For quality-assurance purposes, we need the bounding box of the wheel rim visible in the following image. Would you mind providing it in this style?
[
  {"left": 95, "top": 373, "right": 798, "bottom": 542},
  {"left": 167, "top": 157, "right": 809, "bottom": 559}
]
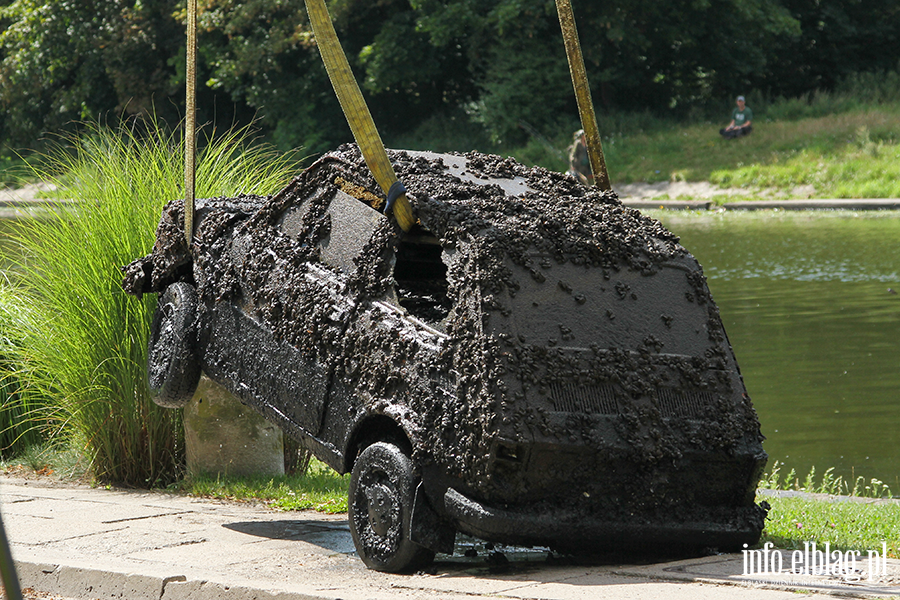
[{"left": 353, "top": 466, "right": 402, "bottom": 559}]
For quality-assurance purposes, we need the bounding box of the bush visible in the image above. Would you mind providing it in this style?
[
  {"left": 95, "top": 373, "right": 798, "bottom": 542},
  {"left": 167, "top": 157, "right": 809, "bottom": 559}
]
[{"left": 9, "top": 117, "right": 300, "bottom": 486}]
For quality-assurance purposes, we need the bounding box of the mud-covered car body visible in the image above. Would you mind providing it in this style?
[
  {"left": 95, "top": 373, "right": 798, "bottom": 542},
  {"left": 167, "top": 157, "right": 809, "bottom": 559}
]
[{"left": 124, "top": 145, "right": 767, "bottom": 566}]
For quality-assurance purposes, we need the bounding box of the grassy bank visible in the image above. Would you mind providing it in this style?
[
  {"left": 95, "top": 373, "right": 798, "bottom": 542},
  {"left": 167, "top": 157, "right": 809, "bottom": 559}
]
[
  {"left": 394, "top": 102, "right": 900, "bottom": 200},
  {"left": 180, "top": 458, "right": 349, "bottom": 514},
  {"left": 388, "top": 73, "right": 900, "bottom": 200},
  {"left": 761, "top": 495, "right": 900, "bottom": 558},
  {"left": 601, "top": 108, "right": 900, "bottom": 199},
  {"left": 758, "top": 462, "right": 898, "bottom": 557},
  {"left": 7, "top": 80, "right": 900, "bottom": 200}
]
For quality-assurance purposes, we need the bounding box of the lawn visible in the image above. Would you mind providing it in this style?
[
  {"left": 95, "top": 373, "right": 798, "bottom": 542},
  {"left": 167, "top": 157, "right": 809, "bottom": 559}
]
[{"left": 601, "top": 107, "right": 900, "bottom": 199}]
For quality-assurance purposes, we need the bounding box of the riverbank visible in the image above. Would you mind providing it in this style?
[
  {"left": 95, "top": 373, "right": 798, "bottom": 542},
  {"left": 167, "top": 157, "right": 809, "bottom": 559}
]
[{"left": 6, "top": 180, "right": 900, "bottom": 212}]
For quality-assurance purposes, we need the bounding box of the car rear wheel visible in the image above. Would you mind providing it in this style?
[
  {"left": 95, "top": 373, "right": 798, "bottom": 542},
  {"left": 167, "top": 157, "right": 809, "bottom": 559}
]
[
  {"left": 348, "top": 441, "right": 435, "bottom": 572},
  {"left": 148, "top": 282, "right": 201, "bottom": 408}
]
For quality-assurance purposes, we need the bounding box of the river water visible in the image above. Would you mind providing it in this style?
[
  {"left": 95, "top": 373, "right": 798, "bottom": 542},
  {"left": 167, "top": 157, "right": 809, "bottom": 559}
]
[{"left": 655, "top": 210, "right": 900, "bottom": 492}]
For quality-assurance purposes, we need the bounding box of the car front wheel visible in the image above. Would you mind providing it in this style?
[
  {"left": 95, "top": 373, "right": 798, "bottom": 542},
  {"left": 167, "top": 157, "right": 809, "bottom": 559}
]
[
  {"left": 348, "top": 441, "right": 435, "bottom": 572},
  {"left": 147, "top": 282, "right": 201, "bottom": 408}
]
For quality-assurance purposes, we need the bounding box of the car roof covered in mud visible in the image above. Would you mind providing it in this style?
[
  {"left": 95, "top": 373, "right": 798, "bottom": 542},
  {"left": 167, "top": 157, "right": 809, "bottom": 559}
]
[{"left": 124, "top": 143, "right": 686, "bottom": 303}]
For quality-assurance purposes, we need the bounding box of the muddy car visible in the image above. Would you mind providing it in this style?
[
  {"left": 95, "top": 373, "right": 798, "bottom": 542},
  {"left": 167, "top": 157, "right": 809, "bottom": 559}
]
[{"left": 123, "top": 145, "right": 767, "bottom": 572}]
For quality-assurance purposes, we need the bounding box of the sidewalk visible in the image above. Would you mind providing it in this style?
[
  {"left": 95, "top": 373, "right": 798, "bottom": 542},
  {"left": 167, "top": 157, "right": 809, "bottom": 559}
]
[{"left": 2, "top": 476, "right": 899, "bottom": 600}]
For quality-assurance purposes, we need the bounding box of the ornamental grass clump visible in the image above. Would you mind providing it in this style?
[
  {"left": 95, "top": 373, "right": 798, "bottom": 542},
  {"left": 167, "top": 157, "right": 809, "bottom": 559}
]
[
  {"left": 10, "top": 117, "right": 300, "bottom": 486},
  {"left": 0, "top": 283, "right": 45, "bottom": 457}
]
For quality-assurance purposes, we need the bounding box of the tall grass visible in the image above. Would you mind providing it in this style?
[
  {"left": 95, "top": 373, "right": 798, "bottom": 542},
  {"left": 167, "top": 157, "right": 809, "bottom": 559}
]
[
  {"left": 9, "top": 117, "right": 300, "bottom": 486},
  {"left": 0, "top": 284, "right": 45, "bottom": 457}
]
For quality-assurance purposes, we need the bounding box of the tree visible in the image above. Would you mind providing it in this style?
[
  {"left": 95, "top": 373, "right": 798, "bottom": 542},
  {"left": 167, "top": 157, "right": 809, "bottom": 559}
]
[
  {"left": 0, "top": 0, "right": 184, "bottom": 146},
  {"left": 760, "top": 0, "right": 900, "bottom": 97},
  {"left": 1, "top": 0, "right": 897, "bottom": 154},
  {"left": 197, "top": 0, "right": 349, "bottom": 154},
  {"left": 353, "top": 0, "right": 800, "bottom": 142}
]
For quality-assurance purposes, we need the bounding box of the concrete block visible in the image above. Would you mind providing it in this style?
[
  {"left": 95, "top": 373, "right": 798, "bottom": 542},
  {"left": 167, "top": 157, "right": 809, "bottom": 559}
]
[{"left": 184, "top": 376, "right": 285, "bottom": 478}]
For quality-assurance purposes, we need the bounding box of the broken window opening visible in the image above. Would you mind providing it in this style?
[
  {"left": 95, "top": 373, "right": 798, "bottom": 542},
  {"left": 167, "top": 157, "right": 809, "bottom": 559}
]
[{"left": 394, "top": 230, "right": 450, "bottom": 324}]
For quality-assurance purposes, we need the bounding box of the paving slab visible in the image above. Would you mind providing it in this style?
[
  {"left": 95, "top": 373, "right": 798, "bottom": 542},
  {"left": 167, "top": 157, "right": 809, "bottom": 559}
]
[{"left": 3, "top": 476, "right": 897, "bottom": 600}]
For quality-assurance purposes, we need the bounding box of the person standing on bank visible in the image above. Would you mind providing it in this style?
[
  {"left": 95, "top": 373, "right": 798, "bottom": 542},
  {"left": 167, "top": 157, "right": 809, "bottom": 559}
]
[
  {"left": 720, "top": 96, "right": 753, "bottom": 139},
  {"left": 567, "top": 129, "right": 593, "bottom": 185}
]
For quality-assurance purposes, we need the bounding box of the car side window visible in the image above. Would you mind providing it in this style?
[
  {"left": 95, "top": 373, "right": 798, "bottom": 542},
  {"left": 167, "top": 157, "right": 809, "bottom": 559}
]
[{"left": 393, "top": 233, "right": 451, "bottom": 325}]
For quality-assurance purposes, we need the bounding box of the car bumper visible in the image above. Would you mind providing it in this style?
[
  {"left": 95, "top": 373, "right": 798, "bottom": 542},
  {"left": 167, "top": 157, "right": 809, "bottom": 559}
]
[{"left": 443, "top": 487, "right": 766, "bottom": 553}]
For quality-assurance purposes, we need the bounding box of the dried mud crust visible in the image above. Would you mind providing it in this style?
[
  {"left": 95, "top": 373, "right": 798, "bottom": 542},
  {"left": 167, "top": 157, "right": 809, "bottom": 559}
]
[{"left": 122, "top": 145, "right": 763, "bottom": 511}]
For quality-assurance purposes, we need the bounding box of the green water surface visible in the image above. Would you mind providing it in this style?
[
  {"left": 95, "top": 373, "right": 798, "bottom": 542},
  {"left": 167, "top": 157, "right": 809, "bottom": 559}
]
[{"left": 657, "top": 210, "right": 900, "bottom": 491}]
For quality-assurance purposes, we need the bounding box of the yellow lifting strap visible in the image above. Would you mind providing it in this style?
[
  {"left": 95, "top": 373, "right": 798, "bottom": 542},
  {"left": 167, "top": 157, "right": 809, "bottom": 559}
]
[
  {"left": 184, "top": 0, "right": 198, "bottom": 244},
  {"left": 304, "top": 0, "right": 416, "bottom": 232},
  {"left": 556, "top": 0, "right": 611, "bottom": 191}
]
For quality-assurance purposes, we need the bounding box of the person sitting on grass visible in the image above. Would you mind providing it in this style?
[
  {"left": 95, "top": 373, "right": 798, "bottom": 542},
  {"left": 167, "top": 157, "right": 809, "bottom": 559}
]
[{"left": 720, "top": 95, "right": 753, "bottom": 139}]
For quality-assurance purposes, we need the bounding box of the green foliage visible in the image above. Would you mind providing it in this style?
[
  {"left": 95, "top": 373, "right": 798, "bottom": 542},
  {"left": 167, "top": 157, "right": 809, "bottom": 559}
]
[
  {"left": 758, "top": 463, "right": 899, "bottom": 556},
  {"left": 760, "top": 495, "right": 900, "bottom": 557},
  {"left": 0, "top": 153, "right": 28, "bottom": 188},
  {"left": 8, "top": 116, "right": 299, "bottom": 486},
  {"left": 0, "top": 0, "right": 184, "bottom": 146},
  {"left": 397, "top": 0, "right": 799, "bottom": 131},
  {"left": 472, "top": 31, "right": 572, "bottom": 145},
  {"left": 764, "top": 0, "right": 900, "bottom": 98},
  {"left": 0, "top": 441, "right": 90, "bottom": 480},
  {"left": 387, "top": 108, "right": 498, "bottom": 155},
  {"left": 2, "top": 0, "right": 899, "bottom": 158},
  {"left": 197, "top": 0, "right": 349, "bottom": 154},
  {"left": 760, "top": 461, "right": 893, "bottom": 500},
  {"left": 182, "top": 458, "right": 350, "bottom": 514}
]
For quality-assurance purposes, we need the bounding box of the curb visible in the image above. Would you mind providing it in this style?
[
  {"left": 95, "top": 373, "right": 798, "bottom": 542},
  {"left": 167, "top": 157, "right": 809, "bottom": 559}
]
[
  {"left": 621, "top": 198, "right": 900, "bottom": 211},
  {"left": 722, "top": 199, "right": 900, "bottom": 210},
  {"left": 14, "top": 561, "right": 327, "bottom": 600},
  {"left": 758, "top": 488, "right": 900, "bottom": 505},
  {"left": 620, "top": 200, "right": 712, "bottom": 210},
  {"left": 16, "top": 561, "right": 184, "bottom": 600}
]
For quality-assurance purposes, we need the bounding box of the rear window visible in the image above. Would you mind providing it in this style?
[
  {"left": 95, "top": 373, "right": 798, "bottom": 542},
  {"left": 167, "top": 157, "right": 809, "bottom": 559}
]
[{"left": 501, "top": 256, "right": 715, "bottom": 357}]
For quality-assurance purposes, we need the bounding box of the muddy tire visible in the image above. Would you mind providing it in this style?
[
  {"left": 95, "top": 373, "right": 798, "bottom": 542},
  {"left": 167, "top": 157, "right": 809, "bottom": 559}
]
[
  {"left": 348, "top": 442, "right": 435, "bottom": 572},
  {"left": 148, "top": 282, "right": 201, "bottom": 408}
]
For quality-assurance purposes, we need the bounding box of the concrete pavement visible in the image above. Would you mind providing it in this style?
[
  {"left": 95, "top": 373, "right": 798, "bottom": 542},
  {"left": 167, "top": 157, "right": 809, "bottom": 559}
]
[{"left": 3, "top": 476, "right": 899, "bottom": 600}]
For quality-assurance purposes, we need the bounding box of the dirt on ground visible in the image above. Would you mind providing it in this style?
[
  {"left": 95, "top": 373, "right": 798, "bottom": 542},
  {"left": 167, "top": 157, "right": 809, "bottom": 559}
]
[
  {"left": 616, "top": 180, "right": 817, "bottom": 200},
  {"left": 0, "top": 183, "right": 58, "bottom": 203}
]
